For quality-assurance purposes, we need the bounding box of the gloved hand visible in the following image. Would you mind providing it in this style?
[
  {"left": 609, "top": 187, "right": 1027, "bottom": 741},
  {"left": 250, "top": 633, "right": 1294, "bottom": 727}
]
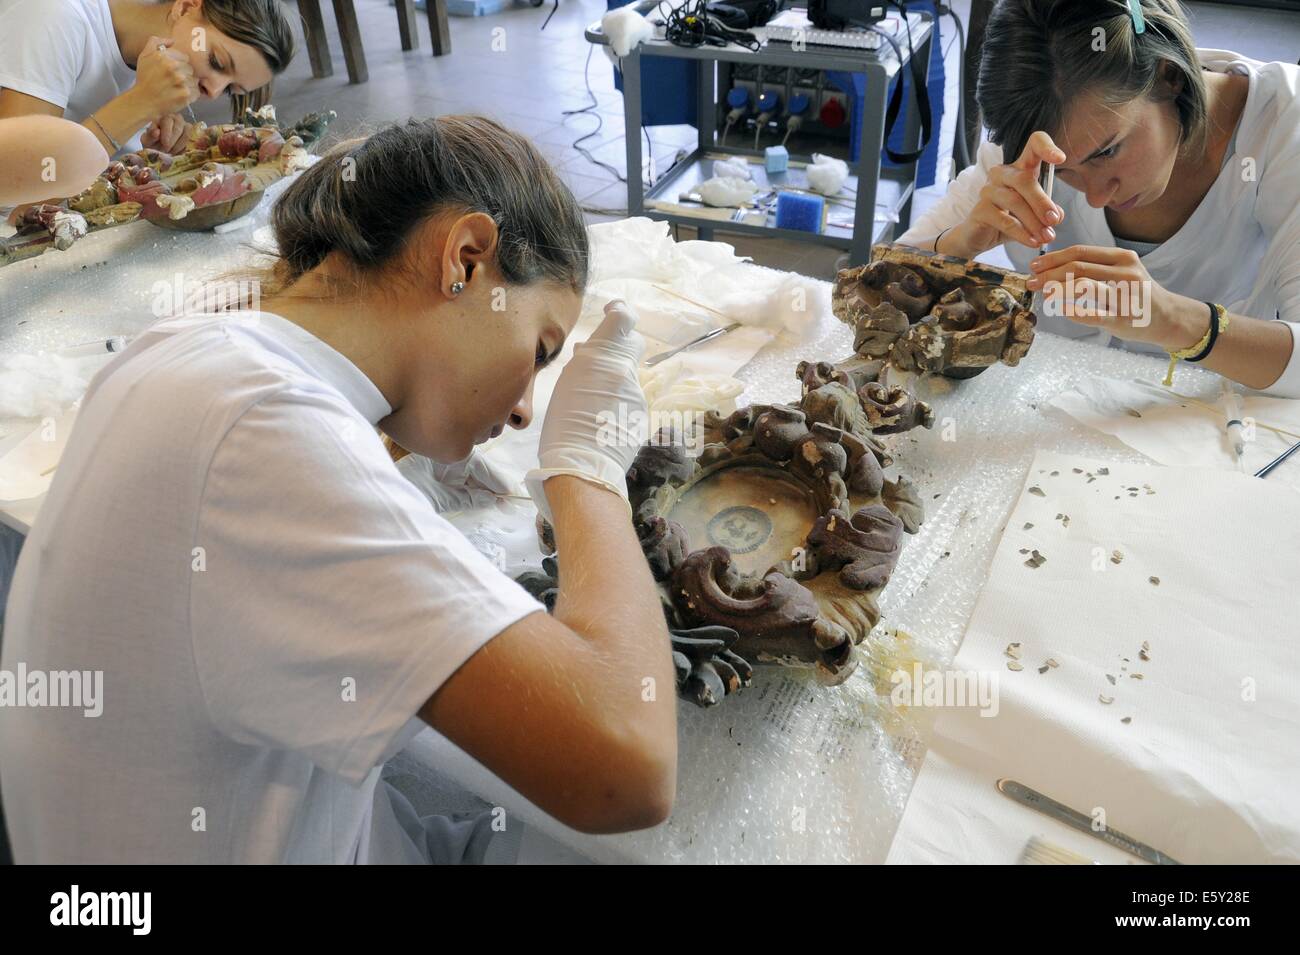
[
  {"left": 525, "top": 299, "right": 648, "bottom": 523},
  {"left": 398, "top": 449, "right": 519, "bottom": 514}
]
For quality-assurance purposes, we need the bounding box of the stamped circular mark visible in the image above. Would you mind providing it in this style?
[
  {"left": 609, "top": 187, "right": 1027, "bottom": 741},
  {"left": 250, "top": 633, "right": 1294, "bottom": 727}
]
[{"left": 707, "top": 505, "right": 773, "bottom": 555}]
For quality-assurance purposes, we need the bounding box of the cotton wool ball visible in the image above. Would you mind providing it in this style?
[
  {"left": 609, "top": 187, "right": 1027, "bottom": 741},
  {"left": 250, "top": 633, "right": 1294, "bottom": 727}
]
[
  {"left": 753, "top": 273, "right": 830, "bottom": 341},
  {"left": 600, "top": 7, "right": 653, "bottom": 58},
  {"left": 697, "top": 176, "right": 759, "bottom": 208},
  {"left": 712, "top": 158, "right": 752, "bottom": 180},
  {"left": 0, "top": 353, "right": 89, "bottom": 418},
  {"left": 806, "top": 153, "right": 849, "bottom": 196}
]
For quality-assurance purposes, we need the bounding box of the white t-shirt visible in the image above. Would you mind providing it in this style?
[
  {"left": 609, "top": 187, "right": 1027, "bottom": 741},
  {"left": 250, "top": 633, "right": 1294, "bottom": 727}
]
[
  {"left": 0, "top": 311, "right": 546, "bottom": 863},
  {"left": 899, "top": 49, "right": 1300, "bottom": 398},
  {"left": 0, "top": 0, "right": 143, "bottom": 152}
]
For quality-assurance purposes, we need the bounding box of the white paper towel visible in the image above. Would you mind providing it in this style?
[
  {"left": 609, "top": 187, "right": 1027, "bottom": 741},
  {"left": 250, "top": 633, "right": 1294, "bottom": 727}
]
[
  {"left": 887, "top": 450, "right": 1300, "bottom": 864},
  {"left": 1049, "top": 376, "right": 1300, "bottom": 491}
]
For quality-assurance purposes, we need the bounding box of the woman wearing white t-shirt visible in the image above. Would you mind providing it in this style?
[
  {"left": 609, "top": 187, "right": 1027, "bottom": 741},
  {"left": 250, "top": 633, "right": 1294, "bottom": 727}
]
[
  {"left": 897, "top": 0, "right": 1300, "bottom": 396},
  {"left": 0, "top": 116, "right": 677, "bottom": 863},
  {"left": 0, "top": 0, "right": 294, "bottom": 161}
]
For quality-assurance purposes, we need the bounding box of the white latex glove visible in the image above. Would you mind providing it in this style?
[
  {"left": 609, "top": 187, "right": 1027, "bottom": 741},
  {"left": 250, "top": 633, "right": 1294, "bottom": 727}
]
[
  {"left": 525, "top": 299, "right": 648, "bottom": 523},
  {"left": 397, "top": 449, "right": 519, "bottom": 514}
]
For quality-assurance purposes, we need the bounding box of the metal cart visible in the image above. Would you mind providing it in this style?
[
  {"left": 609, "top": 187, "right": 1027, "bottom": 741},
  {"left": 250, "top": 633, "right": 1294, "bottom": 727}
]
[{"left": 585, "top": 7, "right": 934, "bottom": 266}]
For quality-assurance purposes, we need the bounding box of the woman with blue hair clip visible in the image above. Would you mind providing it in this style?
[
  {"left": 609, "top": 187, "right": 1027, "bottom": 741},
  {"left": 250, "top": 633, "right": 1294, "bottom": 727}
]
[{"left": 899, "top": 0, "right": 1300, "bottom": 395}]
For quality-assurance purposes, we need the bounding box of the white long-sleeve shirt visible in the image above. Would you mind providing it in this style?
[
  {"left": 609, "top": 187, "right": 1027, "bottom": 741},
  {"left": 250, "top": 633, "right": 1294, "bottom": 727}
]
[{"left": 899, "top": 49, "right": 1300, "bottom": 398}]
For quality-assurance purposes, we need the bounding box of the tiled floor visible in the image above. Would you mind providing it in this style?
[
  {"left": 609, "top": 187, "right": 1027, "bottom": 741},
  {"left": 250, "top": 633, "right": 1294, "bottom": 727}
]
[{"left": 204, "top": 0, "right": 1300, "bottom": 280}]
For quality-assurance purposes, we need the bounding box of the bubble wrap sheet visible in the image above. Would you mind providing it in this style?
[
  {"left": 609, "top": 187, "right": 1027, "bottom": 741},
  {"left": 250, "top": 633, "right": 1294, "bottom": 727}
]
[{"left": 409, "top": 323, "right": 1207, "bottom": 865}]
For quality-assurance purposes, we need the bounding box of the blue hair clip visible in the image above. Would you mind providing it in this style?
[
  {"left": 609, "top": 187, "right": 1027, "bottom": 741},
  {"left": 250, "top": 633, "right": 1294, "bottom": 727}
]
[{"left": 1127, "top": 0, "right": 1146, "bottom": 34}]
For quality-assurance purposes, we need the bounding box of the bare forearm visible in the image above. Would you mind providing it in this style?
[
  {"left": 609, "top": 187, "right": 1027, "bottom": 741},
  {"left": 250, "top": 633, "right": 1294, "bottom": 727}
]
[
  {"left": 925, "top": 220, "right": 995, "bottom": 260},
  {"left": 1164, "top": 295, "right": 1294, "bottom": 391},
  {"left": 546, "top": 475, "right": 676, "bottom": 719},
  {"left": 82, "top": 90, "right": 150, "bottom": 154}
]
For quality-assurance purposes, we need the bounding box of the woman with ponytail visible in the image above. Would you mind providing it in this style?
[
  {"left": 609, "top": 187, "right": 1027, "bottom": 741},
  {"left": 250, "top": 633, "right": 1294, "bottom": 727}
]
[
  {"left": 0, "top": 117, "right": 677, "bottom": 864},
  {"left": 0, "top": 0, "right": 295, "bottom": 162}
]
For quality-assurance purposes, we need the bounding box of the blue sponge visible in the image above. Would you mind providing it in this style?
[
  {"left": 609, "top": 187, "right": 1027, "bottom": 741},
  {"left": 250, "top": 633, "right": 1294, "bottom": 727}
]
[
  {"left": 775, "top": 192, "right": 824, "bottom": 234},
  {"left": 764, "top": 145, "right": 789, "bottom": 173}
]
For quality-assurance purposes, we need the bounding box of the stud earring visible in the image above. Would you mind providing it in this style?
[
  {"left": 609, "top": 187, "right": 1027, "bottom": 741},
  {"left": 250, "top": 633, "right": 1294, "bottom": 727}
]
[{"left": 450, "top": 281, "right": 465, "bottom": 296}]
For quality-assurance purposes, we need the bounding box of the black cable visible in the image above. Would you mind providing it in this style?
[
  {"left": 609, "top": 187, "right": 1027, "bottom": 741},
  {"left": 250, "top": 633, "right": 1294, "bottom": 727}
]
[
  {"left": 937, "top": 2, "right": 971, "bottom": 171},
  {"left": 563, "top": 44, "right": 627, "bottom": 183},
  {"left": 663, "top": 0, "right": 761, "bottom": 51},
  {"left": 874, "top": 1, "right": 934, "bottom": 164}
]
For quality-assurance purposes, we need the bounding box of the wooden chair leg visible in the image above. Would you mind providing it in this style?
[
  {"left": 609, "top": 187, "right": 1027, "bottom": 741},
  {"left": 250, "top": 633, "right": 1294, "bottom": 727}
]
[
  {"left": 299, "top": 0, "right": 333, "bottom": 79},
  {"left": 427, "top": 0, "right": 452, "bottom": 57},
  {"left": 331, "top": 0, "right": 369, "bottom": 85},
  {"left": 396, "top": 0, "right": 419, "bottom": 51}
]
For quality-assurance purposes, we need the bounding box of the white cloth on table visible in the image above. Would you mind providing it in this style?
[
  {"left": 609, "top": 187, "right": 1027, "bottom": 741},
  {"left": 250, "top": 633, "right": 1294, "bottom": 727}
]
[
  {"left": 0, "top": 311, "right": 545, "bottom": 863},
  {"left": 0, "top": 0, "right": 143, "bottom": 154},
  {"left": 898, "top": 50, "right": 1300, "bottom": 398}
]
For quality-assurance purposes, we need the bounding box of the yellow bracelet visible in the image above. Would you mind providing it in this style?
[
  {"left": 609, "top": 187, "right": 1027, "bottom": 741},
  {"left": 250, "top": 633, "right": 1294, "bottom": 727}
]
[{"left": 1163, "top": 303, "right": 1228, "bottom": 386}]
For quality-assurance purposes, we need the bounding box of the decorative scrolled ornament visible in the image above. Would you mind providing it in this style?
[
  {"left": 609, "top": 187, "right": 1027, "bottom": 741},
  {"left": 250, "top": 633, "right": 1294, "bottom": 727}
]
[{"left": 832, "top": 242, "right": 1039, "bottom": 380}]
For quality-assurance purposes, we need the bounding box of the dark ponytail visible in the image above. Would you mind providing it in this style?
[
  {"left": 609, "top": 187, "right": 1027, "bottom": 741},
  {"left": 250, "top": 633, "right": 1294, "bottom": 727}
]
[{"left": 265, "top": 116, "right": 589, "bottom": 296}]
